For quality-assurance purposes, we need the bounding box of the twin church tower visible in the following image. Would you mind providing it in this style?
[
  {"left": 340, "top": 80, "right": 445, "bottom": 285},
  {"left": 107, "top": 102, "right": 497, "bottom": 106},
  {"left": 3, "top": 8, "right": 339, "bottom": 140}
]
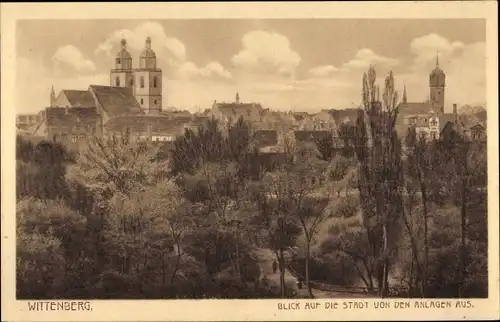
[{"left": 110, "top": 37, "right": 163, "bottom": 113}]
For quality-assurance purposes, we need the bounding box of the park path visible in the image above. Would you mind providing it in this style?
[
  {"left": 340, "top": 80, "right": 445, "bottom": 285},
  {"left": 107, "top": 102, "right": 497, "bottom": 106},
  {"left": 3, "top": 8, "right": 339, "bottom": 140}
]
[{"left": 253, "top": 248, "right": 376, "bottom": 299}]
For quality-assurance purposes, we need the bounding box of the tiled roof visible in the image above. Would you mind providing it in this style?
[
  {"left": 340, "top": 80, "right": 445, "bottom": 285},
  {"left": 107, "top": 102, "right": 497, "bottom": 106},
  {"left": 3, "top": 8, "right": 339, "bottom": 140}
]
[
  {"left": 327, "top": 108, "right": 362, "bottom": 124},
  {"left": 293, "top": 112, "right": 309, "bottom": 121},
  {"left": 62, "top": 90, "right": 95, "bottom": 108},
  {"left": 104, "top": 115, "right": 187, "bottom": 135},
  {"left": 475, "top": 110, "right": 487, "bottom": 123},
  {"left": 397, "top": 102, "right": 434, "bottom": 115},
  {"left": 89, "top": 85, "right": 144, "bottom": 118},
  {"left": 294, "top": 130, "right": 332, "bottom": 142},
  {"left": 45, "top": 107, "right": 98, "bottom": 131},
  {"left": 216, "top": 102, "right": 263, "bottom": 114}
]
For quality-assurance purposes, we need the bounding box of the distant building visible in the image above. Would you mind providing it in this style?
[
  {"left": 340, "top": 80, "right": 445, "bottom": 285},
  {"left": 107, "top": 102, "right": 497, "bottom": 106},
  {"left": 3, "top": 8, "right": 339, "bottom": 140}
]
[
  {"left": 211, "top": 93, "right": 265, "bottom": 129},
  {"left": 298, "top": 109, "right": 337, "bottom": 131},
  {"left": 440, "top": 104, "right": 486, "bottom": 142},
  {"left": 29, "top": 37, "right": 193, "bottom": 150},
  {"left": 110, "top": 37, "right": 163, "bottom": 114},
  {"left": 16, "top": 113, "right": 41, "bottom": 131},
  {"left": 395, "top": 55, "right": 454, "bottom": 141}
]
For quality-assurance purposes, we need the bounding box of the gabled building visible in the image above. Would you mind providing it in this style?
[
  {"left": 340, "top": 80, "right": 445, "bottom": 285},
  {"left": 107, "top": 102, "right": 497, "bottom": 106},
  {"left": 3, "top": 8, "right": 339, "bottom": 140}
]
[
  {"left": 298, "top": 109, "right": 337, "bottom": 131},
  {"left": 211, "top": 93, "right": 265, "bottom": 128}
]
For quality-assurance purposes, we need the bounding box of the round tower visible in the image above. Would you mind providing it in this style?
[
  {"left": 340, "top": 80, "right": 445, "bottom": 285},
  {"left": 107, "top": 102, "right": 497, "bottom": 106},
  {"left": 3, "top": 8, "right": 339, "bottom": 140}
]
[
  {"left": 139, "top": 36, "right": 157, "bottom": 69},
  {"left": 429, "top": 54, "right": 446, "bottom": 113}
]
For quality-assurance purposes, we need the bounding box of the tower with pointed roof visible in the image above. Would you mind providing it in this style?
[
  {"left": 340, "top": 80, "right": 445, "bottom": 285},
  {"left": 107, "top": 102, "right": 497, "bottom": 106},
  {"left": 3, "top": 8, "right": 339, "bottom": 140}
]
[
  {"left": 402, "top": 84, "right": 407, "bottom": 104},
  {"left": 429, "top": 54, "right": 446, "bottom": 113},
  {"left": 50, "top": 85, "right": 56, "bottom": 107},
  {"left": 110, "top": 39, "right": 135, "bottom": 89},
  {"left": 134, "top": 36, "right": 162, "bottom": 114}
]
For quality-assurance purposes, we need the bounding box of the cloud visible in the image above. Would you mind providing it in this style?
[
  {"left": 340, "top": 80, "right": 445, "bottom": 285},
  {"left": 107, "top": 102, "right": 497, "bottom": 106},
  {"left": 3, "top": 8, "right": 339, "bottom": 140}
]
[
  {"left": 342, "top": 48, "right": 399, "bottom": 70},
  {"left": 232, "top": 30, "right": 301, "bottom": 76},
  {"left": 178, "top": 61, "right": 232, "bottom": 80},
  {"left": 52, "top": 45, "right": 96, "bottom": 73},
  {"left": 399, "top": 34, "right": 485, "bottom": 110},
  {"left": 249, "top": 82, "right": 299, "bottom": 94},
  {"left": 309, "top": 65, "right": 338, "bottom": 77},
  {"left": 16, "top": 57, "right": 107, "bottom": 114},
  {"left": 409, "top": 33, "right": 465, "bottom": 70},
  {"left": 95, "top": 22, "right": 186, "bottom": 64}
]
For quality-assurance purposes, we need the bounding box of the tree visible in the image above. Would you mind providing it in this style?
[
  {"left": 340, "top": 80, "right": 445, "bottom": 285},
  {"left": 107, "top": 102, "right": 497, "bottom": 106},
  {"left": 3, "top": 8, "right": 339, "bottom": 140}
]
[
  {"left": 16, "top": 198, "right": 87, "bottom": 298},
  {"left": 438, "top": 129, "right": 487, "bottom": 296},
  {"left": 353, "top": 66, "right": 404, "bottom": 297}
]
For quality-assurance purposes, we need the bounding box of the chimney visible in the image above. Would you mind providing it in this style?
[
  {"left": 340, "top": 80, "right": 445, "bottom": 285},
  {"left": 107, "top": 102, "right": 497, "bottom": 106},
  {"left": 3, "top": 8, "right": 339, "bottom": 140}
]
[{"left": 453, "top": 104, "right": 458, "bottom": 122}]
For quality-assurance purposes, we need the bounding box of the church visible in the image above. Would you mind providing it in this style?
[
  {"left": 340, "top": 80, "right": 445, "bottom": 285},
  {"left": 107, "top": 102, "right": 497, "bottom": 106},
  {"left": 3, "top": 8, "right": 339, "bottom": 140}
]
[
  {"left": 395, "top": 55, "right": 458, "bottom": 141},
  {"left": 32, "top": 37, "right": 195, "bottom": 151}
]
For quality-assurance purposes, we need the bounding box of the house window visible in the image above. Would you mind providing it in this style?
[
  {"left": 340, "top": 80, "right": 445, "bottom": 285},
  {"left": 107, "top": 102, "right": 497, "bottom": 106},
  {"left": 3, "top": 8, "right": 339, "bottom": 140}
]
[
  {"left": 311, "top": 177, "right": 316, "bottom": 185},
  {"left": 115, "top": 76, "right": 120, "bottom": 87},
  {"left": 153, "top": 76, "right": 157, "bottom": 88},
  {"left": 129, "top": 77, "right": 134, "bottom": 86},
  {"left": 79, "top": 134, "right": 86, "bottom": 141},
  {"left": 430, "top": 131, "right": 437, "bottom": 140},
  {"left": 140, "top": 76, "right": 145, "bottom": 88},
  {"left": 72, "top": 135, "right": 77, "bottom": 143},
  {"left": 61, "top": 134, "right": 68, "bottom": 141},
  {"left": 319, "top": 178, "right": 325, "bottom": 186},
  {"left": 154, "top": 100, "right": 157, "bottom": 104},
  {"left": 141, "top": 98, "right": 144, "bottom": 105}
]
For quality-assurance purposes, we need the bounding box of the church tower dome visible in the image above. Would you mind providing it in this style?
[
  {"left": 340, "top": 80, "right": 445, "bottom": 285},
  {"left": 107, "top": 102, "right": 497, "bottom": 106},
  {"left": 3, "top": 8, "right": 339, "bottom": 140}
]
[
  {"left": 429, "top": 54, "right": 445, "bottom": 87},
  {"left": 115, "top": 39, "right": 132, "bottom": 70},
  {"left": 139, "top": 36, "right": 157, "bottom": 69}
]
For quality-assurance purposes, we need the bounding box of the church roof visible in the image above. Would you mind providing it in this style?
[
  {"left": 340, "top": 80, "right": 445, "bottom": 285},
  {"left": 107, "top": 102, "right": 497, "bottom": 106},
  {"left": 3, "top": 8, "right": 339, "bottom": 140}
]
[
  {"left": 140, "top": 36, "right": 156, "bottom": 58},
  {"left": 430, "top": 66, "right": 445, "bottom": 77},
  {"left": 89, "top": 85, "right": 144, "bottom": 118},
  {"left": 116, "top": 39, "right": 132, "bottom": 59},
  {"left": 61, "top": 90, "right": 95, "bottom": 108},
  {"left": 216, "top": 102, "right": 263, "bottom": 111},
  {"left": 397, "top": 102, "right": 435, "bottom": 115},
  {"left": 140, "top": 48, "right": 156, "bottom": 58},
  {"left": 116, "top": 49, "right": 132, "bottom": 60}
]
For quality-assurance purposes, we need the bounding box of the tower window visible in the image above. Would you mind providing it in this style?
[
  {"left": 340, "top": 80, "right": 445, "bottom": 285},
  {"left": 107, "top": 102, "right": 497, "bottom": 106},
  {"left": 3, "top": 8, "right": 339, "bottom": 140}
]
[
  {"left": 140, "top": 76, "right": 145, "bottom": 88},
  {"left": 115, "top": 76, "right": 120, "bottom": 87},
  {"left": 153, "top": 76, "right": 157, "bottom": 88},
  {"left": 141, "top": 98, "right": 144, "bottom": 105},
  {"left": 116, "top": 58, "right": 121, "bottom": 65}
]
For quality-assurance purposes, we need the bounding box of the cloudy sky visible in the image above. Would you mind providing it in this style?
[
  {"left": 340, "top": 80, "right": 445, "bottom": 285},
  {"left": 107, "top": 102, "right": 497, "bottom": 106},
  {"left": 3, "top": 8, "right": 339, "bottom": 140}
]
[{"left": 16, "top": 19, "right": 485, "bottom": 114}]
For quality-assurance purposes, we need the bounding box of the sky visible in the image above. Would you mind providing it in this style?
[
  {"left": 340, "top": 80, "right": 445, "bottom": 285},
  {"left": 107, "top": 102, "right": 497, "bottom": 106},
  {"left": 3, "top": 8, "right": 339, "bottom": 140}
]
[{"left": 16, "top": 19, "right": 486, "bottom": 114}]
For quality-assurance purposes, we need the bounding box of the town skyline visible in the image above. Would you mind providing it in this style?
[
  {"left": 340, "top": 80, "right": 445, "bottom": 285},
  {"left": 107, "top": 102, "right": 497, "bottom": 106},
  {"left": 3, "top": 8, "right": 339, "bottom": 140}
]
[{"left": 17, "top": 19, "right": 486, "bottom": 114}]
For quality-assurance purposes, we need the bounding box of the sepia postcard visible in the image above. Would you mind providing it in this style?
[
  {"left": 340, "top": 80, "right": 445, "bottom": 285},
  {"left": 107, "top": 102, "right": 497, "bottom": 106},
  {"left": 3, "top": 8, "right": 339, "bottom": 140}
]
[{"left": 1, "top": 1, "right": 499, "bottom": 321}]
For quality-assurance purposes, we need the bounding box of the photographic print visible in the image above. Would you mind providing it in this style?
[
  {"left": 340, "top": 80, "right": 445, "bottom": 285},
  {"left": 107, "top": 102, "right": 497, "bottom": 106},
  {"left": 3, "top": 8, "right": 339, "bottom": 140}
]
[{"left": 2, "top": 2, "right": 498, "bottom": 321}]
